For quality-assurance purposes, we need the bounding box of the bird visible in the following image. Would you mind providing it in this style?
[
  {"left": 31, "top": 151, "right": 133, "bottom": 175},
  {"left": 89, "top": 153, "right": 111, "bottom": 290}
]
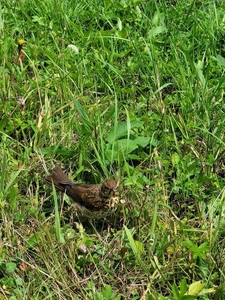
[{"left": 45, "top": 166, "right": 119, "bottom": 219}]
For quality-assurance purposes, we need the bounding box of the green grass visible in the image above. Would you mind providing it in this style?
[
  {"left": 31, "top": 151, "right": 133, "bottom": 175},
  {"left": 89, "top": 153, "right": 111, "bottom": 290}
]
[{"left": 1, "top": 0, "right": 225, "bottom": 298}]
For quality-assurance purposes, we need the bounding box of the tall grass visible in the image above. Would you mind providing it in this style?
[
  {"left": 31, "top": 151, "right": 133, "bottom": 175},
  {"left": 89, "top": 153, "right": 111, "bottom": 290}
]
[{"left": 0, "top": 0, "right": 225, "bottom": 298}]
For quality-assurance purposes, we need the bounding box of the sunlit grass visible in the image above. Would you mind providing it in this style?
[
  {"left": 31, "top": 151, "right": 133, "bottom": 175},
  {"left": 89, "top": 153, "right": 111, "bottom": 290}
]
[{"left": 0, "top": 0, "right": 225, "bottom": 299}]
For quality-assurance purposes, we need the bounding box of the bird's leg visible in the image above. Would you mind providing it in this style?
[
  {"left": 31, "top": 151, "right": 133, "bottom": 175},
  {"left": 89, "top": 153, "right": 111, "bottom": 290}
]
[{"left": 88, "top": 218, "right": 103, "bottom": 240}]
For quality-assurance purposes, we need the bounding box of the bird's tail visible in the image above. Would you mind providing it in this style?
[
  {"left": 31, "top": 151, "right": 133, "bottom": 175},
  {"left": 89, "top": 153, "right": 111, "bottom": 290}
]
[{"left": 45, "top": 166, "right": 73, "bottom": 192}]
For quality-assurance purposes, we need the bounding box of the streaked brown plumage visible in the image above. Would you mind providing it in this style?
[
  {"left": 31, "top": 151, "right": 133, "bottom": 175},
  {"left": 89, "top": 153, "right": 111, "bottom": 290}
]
[{"left": 45, "top": 166, "right": 119, "bottom": 219}]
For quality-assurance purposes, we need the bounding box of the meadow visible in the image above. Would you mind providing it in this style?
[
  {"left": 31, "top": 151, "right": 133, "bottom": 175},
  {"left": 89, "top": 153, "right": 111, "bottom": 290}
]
[{"left": 1, "top": 0, "right": 225, "bottom": 299}]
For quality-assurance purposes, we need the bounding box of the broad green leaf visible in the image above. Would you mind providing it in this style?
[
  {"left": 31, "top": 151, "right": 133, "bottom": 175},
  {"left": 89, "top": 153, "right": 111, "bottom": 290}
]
[
  {"left": 180, "top": 278, "right": 188, "bottom": 296},
  {"left": 72, "top": 97, "right": 93, "bottom": 132},
  {"left": 106, "top": 121, "right": 144, "bottom": 143},
  {"left": 133, "top": 136, "right": 150, "bottom": 148},
  {"left": 172, "top": 284, "right": 180, "bottom": 300},
  {"left": 171, "top": 152, "right": 180, "bottom": 166},
  {"left": 186, "top": 281, "right": 205, "bottom": 295},
  {"left": 135, "top": 241, "right": 144, "bottom": 256},
  {"left": 124, "top": 225, "right": 138, "bottom": 256},
  {"left": 26, "top": 232, "right": 41, "bottom": 248},
  {"left": 6, "top": 262, "right": 17, "bottom": 273},
  {"left": 216, "top": 54, "right": 225, "bottom": 66},
  {"left": 148, "top": 25, "right": 167, "bottom": 38}
]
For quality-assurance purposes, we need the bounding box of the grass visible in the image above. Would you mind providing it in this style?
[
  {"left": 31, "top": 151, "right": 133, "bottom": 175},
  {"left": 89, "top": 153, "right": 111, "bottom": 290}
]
[{"left": 1, "top": 0, "right": 225, "bottom": 298}]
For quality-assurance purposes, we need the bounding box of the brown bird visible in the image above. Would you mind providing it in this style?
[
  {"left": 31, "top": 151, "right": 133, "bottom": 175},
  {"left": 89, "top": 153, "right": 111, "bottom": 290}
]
[{"left": 45, "top": 166, "right": 119, "bottom": 219}]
